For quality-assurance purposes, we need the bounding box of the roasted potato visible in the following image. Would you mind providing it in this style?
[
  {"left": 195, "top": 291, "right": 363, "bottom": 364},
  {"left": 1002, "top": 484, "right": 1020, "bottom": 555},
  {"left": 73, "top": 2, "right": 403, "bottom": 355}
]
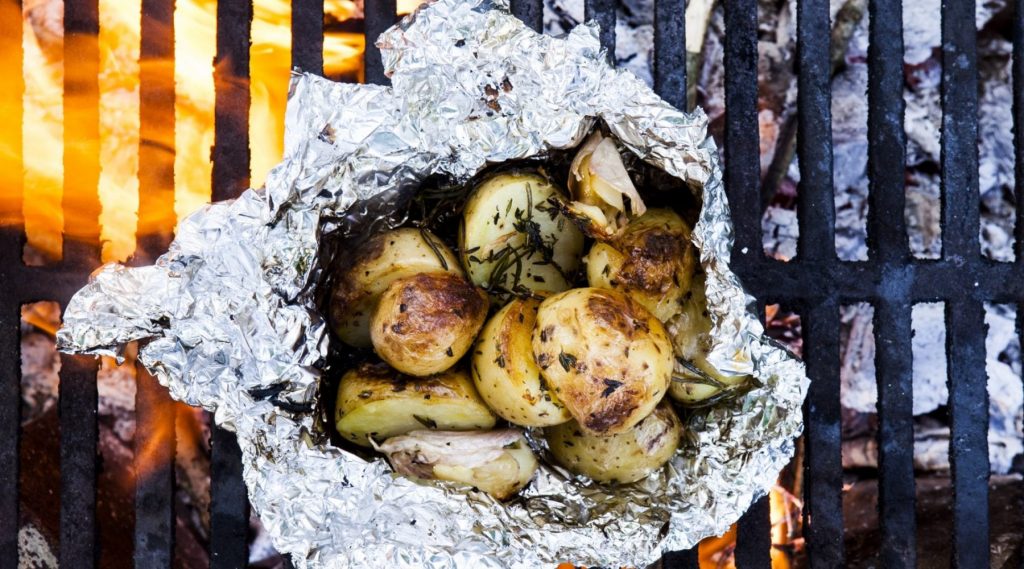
[
  {"left": 460, "top": 171, "right": 584, "bottom": 298},
  {"left": 586, "top": 208, "right": 697, "bottom": 323},
  {"left": 471, "top": 297, "right": 572, "bottom": 427},
  {"left": 531, "top": 287, "right": 673, "bottom": 436},
  {"left": 562, "top": 130, "right": 646, "bottom": 239},
  {"left": 370, "top": 272, "right": 488, "bottom": 376},
  {"left": 376, "top": 429, "right": 538, "bottom": 500},
  {"left": 331, "top": 228, "right": 462, "bottom": 348},
  {"left": 545, "top": 402, "right": 681, "bottom": 483},
  {"left": 335, "top": 362, "right": 496, "bottom": 447},
  {"left": 667, "top": 273, "right": 750, "bottom": 405}
]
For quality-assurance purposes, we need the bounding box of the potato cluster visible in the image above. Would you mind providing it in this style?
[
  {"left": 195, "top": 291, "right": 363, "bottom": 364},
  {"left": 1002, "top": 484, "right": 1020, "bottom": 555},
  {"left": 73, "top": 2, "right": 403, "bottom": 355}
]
[{"left": 329, "top": 132, "right": 749, "bottom": 498}]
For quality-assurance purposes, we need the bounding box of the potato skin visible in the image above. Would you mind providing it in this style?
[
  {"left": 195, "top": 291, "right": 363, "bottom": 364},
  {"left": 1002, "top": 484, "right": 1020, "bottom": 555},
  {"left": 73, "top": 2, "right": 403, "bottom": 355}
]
[
  {"left": 545, "top": 402, "right": 681, "bottom": 483},
  {"left": 460, "top": 170, "right": 584, "bottom": 298},
  {"left": 335, "top": 362, "right": 496, "bottom": 447},
  {"left": 531, "top": 287, "right": 673, "bottom": 436},
  {"left": 331, "top": 228, "right": 462, "bottom": 348},
  {"left": 371, "top": 272, "right": 488, "bottom": 376},
  {"left": 667, "top": 273, "right": 750, "bottom": 404},
  {"left": 586, "top": 208, "right": 696, "bottom": 323},
  {"left": 471, "top": 298, "right": 572, "bottom": 427}
]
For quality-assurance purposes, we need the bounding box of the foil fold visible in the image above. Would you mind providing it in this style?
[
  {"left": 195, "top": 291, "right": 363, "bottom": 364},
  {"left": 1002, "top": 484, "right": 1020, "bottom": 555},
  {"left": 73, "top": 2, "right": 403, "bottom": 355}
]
[{"left": 57, "top": 0, "right": 809, "bottom": 566}]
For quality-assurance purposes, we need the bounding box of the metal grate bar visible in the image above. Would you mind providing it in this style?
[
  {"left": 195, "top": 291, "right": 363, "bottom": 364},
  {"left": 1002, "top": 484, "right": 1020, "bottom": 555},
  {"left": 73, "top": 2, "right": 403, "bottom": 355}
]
[
  {"left": 292, "top": 0, "right": 325, "bottom": 75},
  {"left": 801, "top": 298, "right": 844, "bottom": 569},
  {"left": 210, "top": 0, "right": 253, "bottom": 565},
  {"left": 865, "top": 0, "right": 915, "bottom": 566},
  {"left": 0, "top": 305, "right": 19, "bottom": 569},
  {"left": 722, "top": 0, "right": 761, "bottom": 260},
  {"left": 584, "top": 0, "right": 616, "bottom": 57},
  {"left": 653, "top": 0, "right": 686, "bottom": 110},
  {"left": 795, "top": 0, "right": 834, "bottom": 264},
  {"left": 134, "top": 370, "right": 176, "bottom": 569},
  {"left": 212, "top": 0, "right": 253, "bottom": 202},
  {"left": 1014, "top": 0, "right": 1023, "bottom": 261},
  {"left": 364, "top": 0, "right": 397, "bottom": 86},
  {"left": 135, "top": 1, "right": 177, "bottom": 565},
  {"left": 940, "top": 0, "right": 980, "bottom": 261},
  {"left": 510, "top": 0, "right": 543, "bottom": 33},
  {"left": 210, "top": 426, "right": 250, "bottom": 568},
  {"left": 872, "top": 300, "right": 915, "bottom": 566},
  {"left": 59, "top": 352, "right": 100, "bottom": 569},
  {"left": 60, "top": 0, "right": 102, "bottom": 565},
  {"left": 940, "top": 2, "right": 989, "bottom": 567},
  {"left": 0, "top": 0, "right": 23, "bottom": 565},
  {"left": 734, "top": 495, "right": 772, "bottom": 568},
  {"left": 946, "top": 300, "right": 989, "bottom": 568}
]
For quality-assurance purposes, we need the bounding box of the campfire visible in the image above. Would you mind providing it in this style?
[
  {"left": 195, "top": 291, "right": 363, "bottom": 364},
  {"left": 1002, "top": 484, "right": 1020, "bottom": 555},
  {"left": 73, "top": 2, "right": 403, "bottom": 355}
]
[{"left": 2, "top": 0, "right": 1021, "bottom": 567}]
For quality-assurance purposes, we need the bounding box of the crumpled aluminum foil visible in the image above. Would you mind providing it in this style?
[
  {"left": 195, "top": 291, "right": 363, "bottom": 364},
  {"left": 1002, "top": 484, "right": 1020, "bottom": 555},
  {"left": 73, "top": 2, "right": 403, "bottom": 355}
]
[{"left": 57, "top": 0, "right": 809, "bottom": 566}]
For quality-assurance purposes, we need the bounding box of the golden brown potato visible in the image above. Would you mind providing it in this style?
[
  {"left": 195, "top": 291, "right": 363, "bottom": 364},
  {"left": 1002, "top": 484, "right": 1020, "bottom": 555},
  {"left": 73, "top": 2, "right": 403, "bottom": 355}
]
[
  {"left": 531, "top": 287, "right": 673, "bottom": 436},
  {"left": 331, "top": 228, "right": 462, "bottom": 348},
  {"left": 545, "top": 402, "right": 681, "bottom": 483},
  {"left": 666, "top": 273, "right": 750, "bottom": 405},
  {"left": 562, "top": 130, "right": 646, "bottom": 239},
  {"left": 376, "top": 429, "right": 538, "bottom": 500},
  {"left": 370, "top": 272, "right": 489, "bottom": 376},
  {"left": 335, "top": 362, "right": 496, "bottom": 447},
  {"left": 471, "top": 298, "right": 572, "bottom": 427},
  {"left": 460, "top": 170, "right": 584, "bottom": 298},
  {"left": 586, "top": 208, "right": 697, "bottom": 323}
]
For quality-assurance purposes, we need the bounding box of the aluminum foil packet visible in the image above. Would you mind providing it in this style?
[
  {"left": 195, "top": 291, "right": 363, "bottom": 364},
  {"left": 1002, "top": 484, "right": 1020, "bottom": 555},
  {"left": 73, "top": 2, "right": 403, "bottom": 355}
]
[{"left": 57, "top": 0, "right": 809, "bottom": 566}]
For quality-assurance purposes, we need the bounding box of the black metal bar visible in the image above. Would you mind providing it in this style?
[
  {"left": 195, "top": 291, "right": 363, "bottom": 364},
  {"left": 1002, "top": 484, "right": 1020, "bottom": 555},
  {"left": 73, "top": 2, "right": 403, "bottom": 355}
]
[
  {"left": 796, "top": 0, "right": 834, "bottom": 263},
  {"left": 510, "top": 0, "right": 543, "bottom": 33},
  {"left": 292, "top": 0, "right": 325, "bottom": 75},
  {"left": 1014, "top": 0, "right": 1023, "bottom": 262},
  {"left": 0, "top": 0, "right": 22, "bottom": 566},
  {"left": 134, "top": 369, "right": 176, "bottom": 569},
  {"left": 873, "top": 299, "right": 916, "bottom": 566},
  {"left": 213, "top": 0, "right": 253, "bottom": 202},
  {"left": 210, "top": 425, "right": 249, "bottom": 569},
  {"left": 734, "top": 495, "right": 772, "bottom": 569},
  {"left": 940, "top": 0, "right": 979, "bottom": 263},
  {"left": 58, "top": 353, "right": 99, "bottom": 569},
  {"left": 801, "top": 298, "right": 844, "bottom": 569},
  {"left": 661, "top": 548, "right": 700, "bottom": 569},
  {"left": 722, "top": 0, "right": 761, "bottom": 263},
  {"left": 945, "top": 299, "right": 990, "bottom": 569},
  {"left": 138, "top": 0, "right": 176, "bottom": 260},
  {"left": 584, "top": 0, "right": 616, "bottom": 58},
  {"left": 653, "top": 0, "right": 686, "bottom": 109},
  {"left": 0, "top": 305, "right": 18, "bottom": 569},
  {"left": 865, "top": 0, "right": 916, "bottom": 565},
  {"left": 364, "top": 0, "right": 397, "bottom": 86}
]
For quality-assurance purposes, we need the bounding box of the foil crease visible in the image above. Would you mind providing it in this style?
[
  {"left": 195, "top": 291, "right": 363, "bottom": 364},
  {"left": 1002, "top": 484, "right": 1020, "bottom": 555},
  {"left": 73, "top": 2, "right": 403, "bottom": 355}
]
[{"left": 57, "top": 0, "right": 809, "bottom": 566}]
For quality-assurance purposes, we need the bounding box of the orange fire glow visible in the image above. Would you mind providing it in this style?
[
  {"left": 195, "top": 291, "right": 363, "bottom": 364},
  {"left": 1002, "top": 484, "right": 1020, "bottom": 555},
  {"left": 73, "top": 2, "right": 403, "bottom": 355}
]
[{"left": 0, "top": 0, "right": 391, "bottom": 263}]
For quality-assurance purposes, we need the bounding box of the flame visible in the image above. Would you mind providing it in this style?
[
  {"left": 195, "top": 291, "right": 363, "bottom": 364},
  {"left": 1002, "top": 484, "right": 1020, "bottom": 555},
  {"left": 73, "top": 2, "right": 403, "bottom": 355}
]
[
  {"left": 1, "top": 0, "right": 370, "bottom": 263},
  {"left": 697, "top": 486, "right": 802, "bottom": 569}
]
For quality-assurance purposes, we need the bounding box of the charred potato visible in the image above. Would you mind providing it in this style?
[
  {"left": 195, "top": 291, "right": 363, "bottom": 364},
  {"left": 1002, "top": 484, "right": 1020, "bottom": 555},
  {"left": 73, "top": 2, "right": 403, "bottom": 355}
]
[
  {"left": 460, "top": 171, "right": 584, "bottom": 297},
  {"left": 331, "top": 228, "right": 462, "bottom": 348},
  {"left": 667, "top": 273, "right": 750, "bottom": 405},
  {"left": 370, "top": 272, "right": 488, "bottom": 376},
  {"left": 586, "top": 208, "right": 697, "bottom": 323},
  {"left": 376, "top": 429, "right": 538, "bottom": 500},
  {"left": 563, "top": 130, "right": 646, "bottom": 239},
  {"left": 531, "top": 287, "right": 673, "bottom": 436},
  {"left": 545, "top": 402, "right": 681, "bottom": 483},
  {"left": 471, "top": 298, "right": 572, "bottom": 427},
  {"left": 335, "top": 362, "right": 496, "bottom": 447}
]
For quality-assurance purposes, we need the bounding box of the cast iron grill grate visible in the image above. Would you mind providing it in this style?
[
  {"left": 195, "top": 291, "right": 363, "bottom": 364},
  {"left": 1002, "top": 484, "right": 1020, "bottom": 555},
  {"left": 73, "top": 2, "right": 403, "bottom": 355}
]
[{"left": 0, "top": 0, "right": 1020, "bottom": 568}]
